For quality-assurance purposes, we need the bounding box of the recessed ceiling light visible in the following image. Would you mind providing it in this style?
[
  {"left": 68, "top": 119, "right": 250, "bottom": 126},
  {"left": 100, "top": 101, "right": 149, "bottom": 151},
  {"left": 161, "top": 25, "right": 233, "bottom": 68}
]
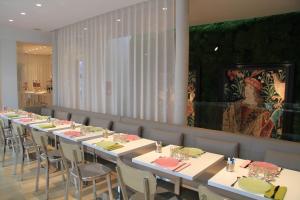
[
  {"left": 20, "top": 12, "right": 26, "bottom": 15},
  {"left": 116, "top": 19, "right": 121, "bottom": 22},
  {"left": 9, "top": 19, "right": 14, "bottom": 22},
  {"left": 162, "top": 7, "right": 168, "bottom": 11},
  {"left": 35, "top": 3, "right": 42, "bottom": 7},
  {"left": 214, "top": 46, "right": 219, "bottom": 51},
  {"left": 83, "top": 27, "right": 88, "bottom": 31}
]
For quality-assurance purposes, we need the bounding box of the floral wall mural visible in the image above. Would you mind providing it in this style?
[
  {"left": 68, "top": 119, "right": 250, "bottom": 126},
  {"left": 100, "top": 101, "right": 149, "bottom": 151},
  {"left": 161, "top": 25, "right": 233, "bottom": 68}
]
[{"left": 222, "top": 64, "right": 293, "bottom": 138}]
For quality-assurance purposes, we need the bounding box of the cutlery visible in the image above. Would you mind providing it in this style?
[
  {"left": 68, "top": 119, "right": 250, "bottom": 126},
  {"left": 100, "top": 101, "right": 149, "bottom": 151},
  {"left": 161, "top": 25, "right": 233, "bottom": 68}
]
[
  {"left": 244, "top": 160, "right": 253, "bottom": 168},
  {"left": 276, "top": 168, "right": 284, "bottom": 177},
  {"left": 172, "top": 162, "right": 187, "bottom": 171},
  {"left": 231, "top": 176, "right": 241, "bottom": 187},
  {"left": 175, "top": 163, "right": 191, "bottom": 172},
  {"left": 271, "top": 186, "right": 280, "bottom": 198}
]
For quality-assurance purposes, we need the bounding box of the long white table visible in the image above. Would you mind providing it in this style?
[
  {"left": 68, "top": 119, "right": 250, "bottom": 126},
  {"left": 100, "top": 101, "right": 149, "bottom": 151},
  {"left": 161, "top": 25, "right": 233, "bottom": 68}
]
[
  {"left": 83, "top": 136, "right": 156, "bottom": 158},
  {"left": 0, "top": 112, "right": 28, "bottom": 120},
  {"left": 208, "top": 158, "right": 300, "bottom": 200},
  {"left": 53, "top": 127, "right": 109, "bottom": 143},
  {"left": 12, "top": 117, "right": 48, "bottom": 126},
  {"left": 132, "top": 145, "right": 224, "bottom": 181},
  {"left": 30, "top": 122, "right": 81, "bottom": 133}
]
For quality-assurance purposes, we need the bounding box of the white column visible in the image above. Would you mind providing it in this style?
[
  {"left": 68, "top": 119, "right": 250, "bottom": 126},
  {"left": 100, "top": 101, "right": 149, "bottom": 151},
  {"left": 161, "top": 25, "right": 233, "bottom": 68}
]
[{"left": 173, "top": 0, "right": 189, "bottom": 125}]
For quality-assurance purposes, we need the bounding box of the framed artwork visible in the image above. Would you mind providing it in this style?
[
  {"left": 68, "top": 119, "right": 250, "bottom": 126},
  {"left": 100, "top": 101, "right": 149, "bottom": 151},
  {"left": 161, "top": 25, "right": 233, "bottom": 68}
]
[{"left": 222, "top": 63, "right": 294, "bottom": 138}]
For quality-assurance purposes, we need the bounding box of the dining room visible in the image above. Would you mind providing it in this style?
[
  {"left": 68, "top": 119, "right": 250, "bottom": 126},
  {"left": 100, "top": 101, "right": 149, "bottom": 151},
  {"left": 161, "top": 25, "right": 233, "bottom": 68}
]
[{"left": 0, "top": 0, "right": 300, "bottom": 200}]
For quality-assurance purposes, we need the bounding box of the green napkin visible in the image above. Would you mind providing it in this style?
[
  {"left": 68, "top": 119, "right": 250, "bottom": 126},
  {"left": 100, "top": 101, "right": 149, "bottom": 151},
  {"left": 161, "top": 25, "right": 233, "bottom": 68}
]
[
  {"left": 180, "top": 147, "right": 205, "bottom": 157},
  {"left": 86, "top": 126, "right": 103, "bottom": 132},
  {"left": 38, "top": 124, "right": 56, "bottom": 129},
  {"left": 264, "top": 185, "right": 287, "bottom": 200},
  {"left": 95, "top": 141, "right": 124, "bottom": 151},
  {"left": 5, "top": 114, "right": 19, "bottom": 118}
]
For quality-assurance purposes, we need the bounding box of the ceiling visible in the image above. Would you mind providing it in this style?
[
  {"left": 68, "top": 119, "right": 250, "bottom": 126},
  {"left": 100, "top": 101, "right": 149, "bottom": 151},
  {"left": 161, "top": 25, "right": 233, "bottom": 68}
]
[
  {"left": 0, "top": 0, "right": 299, "bottom": 31},
  {"left": 0, "top": 0, "right": 146, "bottom": 31},
  {"left": 17, "top": 42, "right": 52, "bottom": 55},
  {"left": 189, "top": 0, "right": 300, "bottom": 26}
]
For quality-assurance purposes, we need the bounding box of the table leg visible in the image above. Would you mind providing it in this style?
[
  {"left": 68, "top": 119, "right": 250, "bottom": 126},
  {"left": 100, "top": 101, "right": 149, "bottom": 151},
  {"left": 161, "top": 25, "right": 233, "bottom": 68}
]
[{"left": 174, "top": 177, "right": 182, "bottom": 195}]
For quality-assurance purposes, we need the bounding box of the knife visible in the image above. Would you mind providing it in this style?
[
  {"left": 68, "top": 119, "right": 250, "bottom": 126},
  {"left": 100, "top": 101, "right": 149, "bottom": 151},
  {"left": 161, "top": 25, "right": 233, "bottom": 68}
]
[
  {"left": 172, "top": 162, "right": 187, "bottom": 171},
  {"left": 271, "top": 186, "right": 280, "bottom": 198},
  {"left": 175, "top": 163, "right": 191, "bottom": 172}
]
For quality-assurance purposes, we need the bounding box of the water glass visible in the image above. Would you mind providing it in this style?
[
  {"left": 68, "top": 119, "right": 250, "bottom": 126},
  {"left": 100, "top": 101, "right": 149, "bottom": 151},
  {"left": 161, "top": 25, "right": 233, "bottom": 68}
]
[{"left": 156, "top": 141, "right": 162, "bottom": 153}]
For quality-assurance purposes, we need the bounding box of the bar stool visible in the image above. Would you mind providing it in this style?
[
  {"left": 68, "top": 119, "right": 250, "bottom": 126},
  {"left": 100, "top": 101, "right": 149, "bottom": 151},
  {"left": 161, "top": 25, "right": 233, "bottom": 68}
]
[
  {"left": 59, "top": 139, "right": 114, "bottom": 200},
  {"left": 31, "top": 129, "right": 65, "bottom": 199}
]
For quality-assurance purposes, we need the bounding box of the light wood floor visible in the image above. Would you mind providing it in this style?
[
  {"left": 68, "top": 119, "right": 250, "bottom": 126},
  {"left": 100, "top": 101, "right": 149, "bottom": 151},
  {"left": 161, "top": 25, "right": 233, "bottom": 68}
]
[{"left": 0, "top": 149, "right": 118, "bottom": 200}]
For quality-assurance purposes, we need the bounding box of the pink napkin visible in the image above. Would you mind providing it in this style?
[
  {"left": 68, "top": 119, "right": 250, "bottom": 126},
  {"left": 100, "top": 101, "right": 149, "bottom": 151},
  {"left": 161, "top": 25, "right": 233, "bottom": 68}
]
[
  {"left": 126, "top": 134, "right": 140, "bottom": 141},
  {"left": 19, "top": 118, "right": 33, "bottom": 122},
  {"left": 252, "top": 161, "right": 279, "bottom": 170},
  {"left": 64, "top": 131, "right": 81, "bottom": 137},
  {"left": 240, "top": 160, "right": 252, "bottom": 168},
  {"left": 153, "top": 157, "right": 180, "bottom": 169},
  {"left": 57, "top": 120, "right": 71, "bottom": 125}
]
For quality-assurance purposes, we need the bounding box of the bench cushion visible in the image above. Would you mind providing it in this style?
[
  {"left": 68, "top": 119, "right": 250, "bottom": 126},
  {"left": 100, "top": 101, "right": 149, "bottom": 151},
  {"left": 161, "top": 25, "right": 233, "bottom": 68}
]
[
  {"left": 54, "top": 111, "right": 71, "bottom": 121},
  {"left": 41, "top": 107, "right": 53, "bottom": 117},
  {"left": 144, "top": 129, "right": 183, "bottom": 146},
  {"left": 113, "top": 122, "right": 142, "bottom": 136},
  {"left": 71, "top": 114, "right": 88, "bottom": 125},
  {"left": 264, "top": 150, "right": 300, "bottom": 171},
  {"left": 194, "top": 137, "right": 239, "bottom": 158},
  {"left": 89, "top": 117, "right": 113, "bottom": 129}
]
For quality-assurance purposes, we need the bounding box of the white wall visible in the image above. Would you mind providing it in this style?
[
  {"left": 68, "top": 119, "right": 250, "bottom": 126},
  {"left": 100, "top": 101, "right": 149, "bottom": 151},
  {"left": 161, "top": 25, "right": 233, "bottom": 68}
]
[{"left": 0, "top": 24, "right": 52, "bottom": 109}]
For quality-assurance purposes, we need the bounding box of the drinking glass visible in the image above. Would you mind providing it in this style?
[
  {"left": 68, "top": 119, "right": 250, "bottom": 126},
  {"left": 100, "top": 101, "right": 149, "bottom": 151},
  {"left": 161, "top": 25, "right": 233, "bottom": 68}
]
[{"left": 156, "top": 141, "right": 162, "bottom": 153}]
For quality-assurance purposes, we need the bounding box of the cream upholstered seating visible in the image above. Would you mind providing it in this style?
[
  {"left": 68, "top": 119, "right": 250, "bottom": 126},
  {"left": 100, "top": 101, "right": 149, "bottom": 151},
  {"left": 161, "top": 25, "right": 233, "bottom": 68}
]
[
  {"left": 54, "top": 110, "right": 71, "bottom": 121},
  {"left": 198, "top": 185, "right": 231, "bottom": 200},
  {"left": 31, "top": 129, "right": 65, "bottom": 199},
  {"left": 70, "top": 114, "right": 88, "bottom": 125},
  {"left": 113, "top": 122, "right": 142, "bottom": 136},
  {"left": 88, "top": 117, "right": 113, "bottom": 130},
  {"left": 41, "top": 107, "right": 54, "bottom": 117},
  {"left": 11, "top": 122, "right": 35, "bottom": 180},
  {"left": 0, "top": 118, "right": 14, "bottom": 166},
  {"left": 59, "top": 139, "right": 113, "bottom": 200}
]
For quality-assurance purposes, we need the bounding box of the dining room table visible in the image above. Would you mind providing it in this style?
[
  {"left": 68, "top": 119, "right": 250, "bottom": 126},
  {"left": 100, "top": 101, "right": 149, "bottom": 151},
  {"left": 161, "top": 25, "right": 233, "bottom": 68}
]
[
  {"left": 208, "top": 158, "right": 300, "bottom": 200},
  {"left": 53, "top": 127, "right": 113, "bottom": 143},
  {"left": 12, "top": 116, "right": 48, "bottom": 126},
  {"left": 83, "top": 134, "right": 156, "bottom": 158}
]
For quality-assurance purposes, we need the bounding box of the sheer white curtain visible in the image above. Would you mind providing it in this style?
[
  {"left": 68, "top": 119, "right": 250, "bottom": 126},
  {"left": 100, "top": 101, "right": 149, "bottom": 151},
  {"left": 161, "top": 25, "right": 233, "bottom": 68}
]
[{"left": 54, "top": 0, "right": 175, "bottom": 123}]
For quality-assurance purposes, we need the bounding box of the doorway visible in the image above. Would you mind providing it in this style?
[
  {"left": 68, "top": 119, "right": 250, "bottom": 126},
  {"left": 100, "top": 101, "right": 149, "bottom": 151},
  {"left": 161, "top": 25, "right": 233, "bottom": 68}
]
[{"left": 17, "top": 42, "right": 53, "bottom": 109}]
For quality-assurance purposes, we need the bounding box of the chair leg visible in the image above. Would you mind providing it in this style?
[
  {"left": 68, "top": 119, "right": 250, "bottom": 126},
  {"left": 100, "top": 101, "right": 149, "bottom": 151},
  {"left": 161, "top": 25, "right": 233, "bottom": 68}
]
[
  {"left": 26, "top": 149, "right": 30, "bottom": 161},
  {"left": 20, "top": 152, "right": 25, "bottom": 181},
  {"left": 35, "top": 156, "right": 41, "bottom": 192},
  {"left": 45, "top": 161, "right": 50, "bottom": 200},
  {"left": 2, "top": 142, "right": 6, "bottom": 167},
  {"left": 13, "top": 149, "right": 19, "bottom": 175},
  {"left": 77, "top": 179, "right": 82, "bottom": 200},
  {"left": 106, "top": 174, "right": 114, "bottom": 200},
  {"left": 60, "top": 160, "right": 65, "bottom": 182},
  {"left": 93, "top": 180, "right": 97, "bottom": 200},
  {"left": 64, "top": 174, "right": 70, "bottom": 200}
]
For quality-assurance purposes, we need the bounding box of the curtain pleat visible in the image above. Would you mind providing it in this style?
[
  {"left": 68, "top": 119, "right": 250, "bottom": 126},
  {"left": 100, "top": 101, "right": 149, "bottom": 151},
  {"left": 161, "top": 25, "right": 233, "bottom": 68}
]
[{"left": 54, "top": 0, "right": 175, "bottom": 123}]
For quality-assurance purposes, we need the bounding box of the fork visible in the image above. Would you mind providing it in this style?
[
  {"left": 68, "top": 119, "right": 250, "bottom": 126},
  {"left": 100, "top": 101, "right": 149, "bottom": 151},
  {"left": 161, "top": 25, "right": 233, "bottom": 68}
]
[{"left": 231, "top": 176, "right": 241, "bottom": 187}]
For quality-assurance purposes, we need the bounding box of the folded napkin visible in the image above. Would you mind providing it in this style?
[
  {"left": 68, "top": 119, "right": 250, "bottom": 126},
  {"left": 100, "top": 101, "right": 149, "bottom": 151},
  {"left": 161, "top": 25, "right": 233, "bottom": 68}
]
[
  {"left": 64, "top": 131, "right": 81, "bottom": 137},
  {"left": 19, "top": 118, "right": 33, "bottom": 122},
  {"left": 126, "top": 134, "right": 140, "bottom": 141},
  {"left": 264, "top": 185, "right": 287, "bottom": 200},
  {"left": 95, "top": 140, "right": 124, "bottom": 151},
  {"left": 5, "top": 114, "right": 19, "bottom": 118},
  {"left": 38, "top": 124, "right": 56, "bottom": 129}
]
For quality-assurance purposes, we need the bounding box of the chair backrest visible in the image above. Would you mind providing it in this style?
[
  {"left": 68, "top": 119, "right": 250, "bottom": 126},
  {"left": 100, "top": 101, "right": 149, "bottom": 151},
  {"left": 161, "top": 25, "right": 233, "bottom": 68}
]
[
  {"left": 0, "top": 119, "right": 5, "bottom": 143},
  {"left": 116, "top": 159, "right": 157, "bottom": 199},
  {"left": 198, "top": 185, "right": 231, "bottom": 200},
  {"left": 59, "top": 139, "right": 84, "bottom": 163},
  {"left": 11, "top": 122, "right": 25, "bottom": 137},
  {"left": 70, "top": 114, "right": 88, "bottom": 125},
  {"left": 31, "top": 129, "right": 48, "bottom": 153},
  {"left": 113, "top": 122, "right": 142, "bottom": 136},
  {"left": 88, "top": 117, "right": 113, "bottom": 129}
]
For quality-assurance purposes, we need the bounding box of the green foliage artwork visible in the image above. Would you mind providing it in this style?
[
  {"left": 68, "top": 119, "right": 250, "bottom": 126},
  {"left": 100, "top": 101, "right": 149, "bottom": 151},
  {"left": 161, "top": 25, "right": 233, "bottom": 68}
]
[{"left": 189, "top": 12, "right": 300, "bottom": 141}]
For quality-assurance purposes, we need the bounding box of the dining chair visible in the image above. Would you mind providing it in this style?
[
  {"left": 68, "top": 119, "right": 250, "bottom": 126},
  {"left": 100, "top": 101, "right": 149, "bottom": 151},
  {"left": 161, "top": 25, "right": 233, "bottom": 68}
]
[
  {"left": 11, "top": 122, "right": 35, "bottom": 180},
  {"left": 59, "top": 139, "right": 113, "bottom": 200},
  {"left": 198, "top": 185, "right": 231, "bottom": 200},
  {"left": 31, "top": 129, "right": 65, "bottom": 199},
  {"left": 116, "top": 159, "right": 162, "bottom": 200},
  {"left": 0, "top": 119, "right": 15, "bottom": 166}
]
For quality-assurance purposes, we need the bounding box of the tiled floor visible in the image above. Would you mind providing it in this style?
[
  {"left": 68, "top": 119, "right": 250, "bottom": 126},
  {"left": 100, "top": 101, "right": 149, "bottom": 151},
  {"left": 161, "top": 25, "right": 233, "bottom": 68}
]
[{"left": 0, "top": 149, "right": 198, "bottom": 200}]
